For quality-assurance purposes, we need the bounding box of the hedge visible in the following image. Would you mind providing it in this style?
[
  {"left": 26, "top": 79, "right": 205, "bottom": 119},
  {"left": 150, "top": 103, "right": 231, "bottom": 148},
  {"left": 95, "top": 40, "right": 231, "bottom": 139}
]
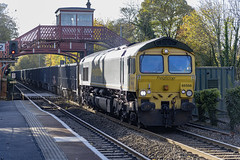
[
  {"left": 195, "top": 88, "right": 220, "bottom": 126},
  {"left": 225, "top": 86, "right": 240, "bottom": 130},
  {"left": 194, "top": 91, "right": 206, "bottom": 122}
]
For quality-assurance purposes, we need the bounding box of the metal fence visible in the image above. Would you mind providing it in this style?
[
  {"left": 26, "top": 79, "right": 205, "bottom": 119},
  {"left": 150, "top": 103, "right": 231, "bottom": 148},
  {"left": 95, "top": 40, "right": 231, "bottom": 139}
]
[{"left": 195, "top": 67, "right": 235, "bottom": 111}]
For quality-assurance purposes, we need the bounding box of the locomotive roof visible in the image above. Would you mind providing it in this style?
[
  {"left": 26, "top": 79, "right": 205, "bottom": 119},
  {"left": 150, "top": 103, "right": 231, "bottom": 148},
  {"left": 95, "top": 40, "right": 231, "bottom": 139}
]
[
  {"left": 81, "top": 37, "right": 193, "bottom": 62},
  {"left": 137, "top": 37, "right": 193, "bottom": 53}
]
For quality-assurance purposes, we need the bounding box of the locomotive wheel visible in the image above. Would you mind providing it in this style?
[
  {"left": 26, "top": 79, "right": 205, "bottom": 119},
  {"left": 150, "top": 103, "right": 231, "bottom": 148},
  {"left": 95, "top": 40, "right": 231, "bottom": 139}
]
[
  {"left": 137, "top": 122, "right": 142, "bottom": 129},
  {"left": 137, "top": 119, "right": 143, "bottom": 129},
  {"left": 120, "top": 115, "right": 124, "bottom": 122},
  {"left": 119, "top": 110, "right": 128, "bottom": 122},
  {"left": 128, "top": 119, "right": 132, "bottom": 125},
  {"left": 119, "top": 111, "right": 124, "bottom": 122},
  {"left": 128, "top": 112, "right": 137, "bottom": 125}
]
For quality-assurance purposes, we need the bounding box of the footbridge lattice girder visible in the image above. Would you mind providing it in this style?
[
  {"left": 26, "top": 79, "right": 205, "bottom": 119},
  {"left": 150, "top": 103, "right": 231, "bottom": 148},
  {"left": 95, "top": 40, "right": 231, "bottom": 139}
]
[{"left": 15, "top": 25, "right": 130, "bottom": 60}]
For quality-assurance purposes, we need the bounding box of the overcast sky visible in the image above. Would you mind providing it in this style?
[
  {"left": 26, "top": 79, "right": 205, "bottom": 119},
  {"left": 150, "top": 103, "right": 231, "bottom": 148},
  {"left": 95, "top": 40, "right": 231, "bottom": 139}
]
[{"left": 1, "top": 0, "right": 199, "bottom": 35}]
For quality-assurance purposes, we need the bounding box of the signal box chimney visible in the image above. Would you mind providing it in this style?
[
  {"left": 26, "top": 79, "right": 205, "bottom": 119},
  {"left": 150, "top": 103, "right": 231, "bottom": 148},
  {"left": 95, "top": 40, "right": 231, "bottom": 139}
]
[{"left": 86, "top": 0, "right": 91, "bottom": 9}]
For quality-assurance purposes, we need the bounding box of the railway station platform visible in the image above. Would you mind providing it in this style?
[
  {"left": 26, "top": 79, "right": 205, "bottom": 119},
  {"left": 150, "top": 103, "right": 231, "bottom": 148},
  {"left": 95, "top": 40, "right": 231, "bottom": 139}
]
[{"left": 0, "top": 100, "right": 107, "bottom": 160}]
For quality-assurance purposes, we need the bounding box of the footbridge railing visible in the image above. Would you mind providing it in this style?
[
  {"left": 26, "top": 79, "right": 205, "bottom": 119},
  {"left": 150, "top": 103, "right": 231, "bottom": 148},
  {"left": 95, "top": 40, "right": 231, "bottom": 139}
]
[{"left": 16, "top": 25, "right": 129, "bottom": 55}]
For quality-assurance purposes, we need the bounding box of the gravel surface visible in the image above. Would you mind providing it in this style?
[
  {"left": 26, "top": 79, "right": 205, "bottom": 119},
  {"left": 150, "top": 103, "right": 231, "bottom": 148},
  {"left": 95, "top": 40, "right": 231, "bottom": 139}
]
[{"left": 51, "top": 100, "right": 205, "bottom": 160}]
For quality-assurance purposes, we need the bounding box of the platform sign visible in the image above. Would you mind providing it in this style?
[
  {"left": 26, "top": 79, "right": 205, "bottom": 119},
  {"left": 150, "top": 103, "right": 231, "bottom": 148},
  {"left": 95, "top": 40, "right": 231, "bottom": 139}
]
[
  {"left": 0, "top": 43, "right": 5, "bottom": 52},
  {"left": 11, "top": 73, "right": 16, "bottom": 79}
]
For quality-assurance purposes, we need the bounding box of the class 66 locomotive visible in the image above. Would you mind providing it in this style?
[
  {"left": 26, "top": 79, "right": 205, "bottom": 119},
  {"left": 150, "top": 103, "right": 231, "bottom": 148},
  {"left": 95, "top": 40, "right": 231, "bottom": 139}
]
[{"left": 80, "top": 37, "right": 195, "bottom": 127}]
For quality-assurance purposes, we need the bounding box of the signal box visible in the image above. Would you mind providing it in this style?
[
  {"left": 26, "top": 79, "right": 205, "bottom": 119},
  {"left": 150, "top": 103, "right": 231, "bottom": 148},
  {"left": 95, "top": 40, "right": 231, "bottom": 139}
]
[{"left": 55, "top": 1, "right": 94, "bottom": 27}]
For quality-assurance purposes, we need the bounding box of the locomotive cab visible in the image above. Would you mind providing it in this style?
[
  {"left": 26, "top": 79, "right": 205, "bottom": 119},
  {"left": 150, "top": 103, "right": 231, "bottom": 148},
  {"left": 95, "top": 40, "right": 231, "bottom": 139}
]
[{"left": 135, "top": 47, "right": 195, "bottom": 127}]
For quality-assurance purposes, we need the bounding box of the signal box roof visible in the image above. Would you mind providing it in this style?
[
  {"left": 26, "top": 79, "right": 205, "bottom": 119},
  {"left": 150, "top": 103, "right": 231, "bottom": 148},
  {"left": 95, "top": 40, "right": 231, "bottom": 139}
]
[{"left": 55, "top": 7, "right": 95, "bottom": 14}]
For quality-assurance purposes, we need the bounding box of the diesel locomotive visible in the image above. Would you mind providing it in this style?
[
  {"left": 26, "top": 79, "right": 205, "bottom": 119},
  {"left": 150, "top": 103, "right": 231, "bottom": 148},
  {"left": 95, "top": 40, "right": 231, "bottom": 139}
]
[{"left": 80, "top": 37, "right": 195, "bottom": 127}]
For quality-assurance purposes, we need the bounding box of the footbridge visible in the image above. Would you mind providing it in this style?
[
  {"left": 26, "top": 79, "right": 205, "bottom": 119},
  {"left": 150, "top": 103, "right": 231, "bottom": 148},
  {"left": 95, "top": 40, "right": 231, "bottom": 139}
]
[{"left": 15, "top": 25, "right": 129, "bottom": 60}]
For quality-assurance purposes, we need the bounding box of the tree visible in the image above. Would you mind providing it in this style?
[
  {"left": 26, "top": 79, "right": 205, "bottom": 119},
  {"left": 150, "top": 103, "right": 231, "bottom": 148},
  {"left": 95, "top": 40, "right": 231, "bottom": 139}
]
[
  {"left": 0, "top": 3, "right": 18, "bottom": 41},
  {"left": 45, "top": 54, "right": 77, "bottom": 67},
  {"left": 102, "top": 2, "right": 140, "bottom": 43},
  {"left": 199, "top": 0, "right": 223, "bottom": 66},
  {"left": 199, "top": 0, "right": 240, "bottom": 69},
  {"left": 135, "top": 8, "right": 155, "bottom": 41},
  {"left": 138, "top": 0, "right": 193, "bottom": 39},
  {"left": 13, "top": 54, "right": 45, "bottom": 70},
  {"left": 179, "top": 0, "right": 240, "bottom": 79},
  {"left": 119, "top": 2, "right": 141, "bottom": 42},
  {"left": 228, "top": 0, "right": 240, "bottom": 78},
  {"left": 178, "top": 10, "right": 218, "bottom": 66}
]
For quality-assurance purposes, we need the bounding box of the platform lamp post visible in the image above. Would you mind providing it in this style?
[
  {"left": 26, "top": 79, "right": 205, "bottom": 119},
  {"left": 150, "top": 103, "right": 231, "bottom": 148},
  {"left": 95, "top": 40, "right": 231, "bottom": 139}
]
[
  {"left": 76, "top": 52, "right": 81, "bottom": 103},
  {"left": 11, "top": 72, "right": 16, "bottom": 100},
  {"left": 0, "top": 42, "right": 5, "bottom": 97},
  {"left": 8, "top": 41, "right": 18, "bottom": 100}
]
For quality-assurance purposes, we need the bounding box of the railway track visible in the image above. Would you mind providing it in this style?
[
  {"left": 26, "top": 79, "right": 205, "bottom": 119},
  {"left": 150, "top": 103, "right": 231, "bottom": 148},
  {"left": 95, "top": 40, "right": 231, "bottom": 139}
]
[
  {"left": 95, "top": 112, "right": 240, "bottom": 160},
  {"left": 15, "top": 82, "right": 150, "bottom": 160},
  {"left": 15, "top": 82, "right": 240, "bottom": 160},
  {"left": 164, "top": 129, "right": 240, "bottom": 160}
]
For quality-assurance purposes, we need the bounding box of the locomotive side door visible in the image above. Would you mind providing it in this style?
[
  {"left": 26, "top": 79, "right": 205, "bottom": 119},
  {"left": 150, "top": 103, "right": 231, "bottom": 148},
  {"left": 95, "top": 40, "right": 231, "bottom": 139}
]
[{"left": 120, "top": 57, "right": 124, "bottom": 89}]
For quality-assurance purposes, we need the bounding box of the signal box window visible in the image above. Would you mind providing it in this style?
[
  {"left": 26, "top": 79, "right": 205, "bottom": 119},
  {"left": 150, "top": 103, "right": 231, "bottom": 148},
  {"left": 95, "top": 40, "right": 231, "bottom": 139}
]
[
  {"left": 77, "top": 14, "right": 92, "bottom": 26},
  {"left": 61, "top": 13, "right": 76, "bottom": 26},
  {"left": 83, "top": 67, "right": 88, "bottom": 81},
  {"left": 168, "top": 55, "right": 192, "bottom": 74},
  {"left": 140, "top": 55, "right": 163, "bottom": 73}
]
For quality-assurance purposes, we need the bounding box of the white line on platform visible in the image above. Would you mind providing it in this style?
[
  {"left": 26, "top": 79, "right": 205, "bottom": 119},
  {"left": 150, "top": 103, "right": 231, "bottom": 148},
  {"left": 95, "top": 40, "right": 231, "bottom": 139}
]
[{"left": 54, "top": 137, "right": 84, "bottom": 142}]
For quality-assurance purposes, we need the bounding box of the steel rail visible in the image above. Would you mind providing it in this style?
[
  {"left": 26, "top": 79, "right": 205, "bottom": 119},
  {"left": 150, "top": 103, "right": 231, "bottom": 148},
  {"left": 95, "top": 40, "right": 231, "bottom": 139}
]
[
  {"left": 178, "top": 129, "right": 240, "bottom": 153},
  {"left": 15, "top": 82, "right": 150, "bottom": 160},
  {"left": 186, "top": 122, "right": 232, "bottom": 136}
]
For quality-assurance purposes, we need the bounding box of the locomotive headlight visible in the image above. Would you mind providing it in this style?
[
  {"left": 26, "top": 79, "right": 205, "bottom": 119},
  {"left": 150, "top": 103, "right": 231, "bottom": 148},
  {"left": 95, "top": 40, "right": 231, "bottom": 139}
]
[
  {"left": 186, "top": 90, "right": 193, "bottom": 97},
  {"left": 162, "top": 49, "right": 169, "bottom": 55},
  {"left": 147, "top": 90, "right": 151, "bottom": 94},
  {"left": 181, "top": 90, "right": 186, "bottom": 94},
  {"left": 140, "top": 90, "right": 147, "bottom": 96}
]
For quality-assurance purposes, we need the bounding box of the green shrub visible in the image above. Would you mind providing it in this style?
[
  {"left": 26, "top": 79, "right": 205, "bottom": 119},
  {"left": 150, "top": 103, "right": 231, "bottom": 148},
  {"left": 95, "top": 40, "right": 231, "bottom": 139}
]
[
  {"left": 225, "top": 86, "right": 240, "bottom": 130},
  {"left": 194, "top": 91, "right": 206, "bottom": 122},
  {"left": 195, "top": 88, "right": 220, "bottom": 126},
  {"left": 200, "top": 88, "right": 220, "bottom": 126}
]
